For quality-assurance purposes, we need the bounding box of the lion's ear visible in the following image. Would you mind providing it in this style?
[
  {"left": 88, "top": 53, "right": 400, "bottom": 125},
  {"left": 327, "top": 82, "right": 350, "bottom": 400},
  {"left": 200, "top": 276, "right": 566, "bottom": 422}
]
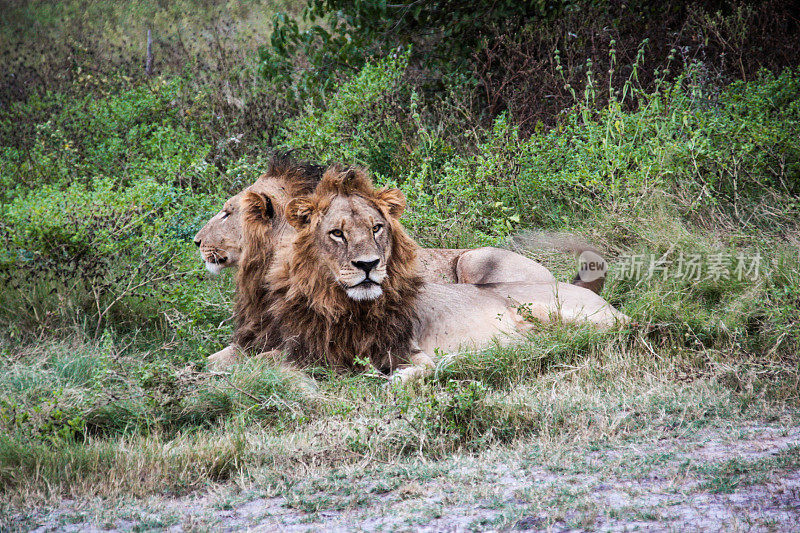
[
  {"left": 285, "top": 197, "right": 315, "bottom": 229},
  {"left": 243, "top": 191, "right": 275, "bottom": 225},
  {"left": 342, "top": 168, "right": 359, "bottom": 184},
  {"left": 376, "top": 188, "right": 406, "bottom": 219},
  {"left": 338, "top": 168, "right": 361, "bottom": 194}
]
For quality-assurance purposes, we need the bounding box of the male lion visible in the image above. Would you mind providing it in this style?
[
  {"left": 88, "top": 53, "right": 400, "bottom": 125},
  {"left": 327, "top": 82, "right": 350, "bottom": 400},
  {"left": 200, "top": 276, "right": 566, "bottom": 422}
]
[
  {"left": 193, "top": 157, "right": 325, "bottom": 275},
  {"left": 254, "top": 167, "right": 627, "bottom": 382},
  {"left": 199, "top": 156, "right": 603, "bottom": 366},
  {"left": 193, "top": 160, "right": 606, "bottom": 290}
]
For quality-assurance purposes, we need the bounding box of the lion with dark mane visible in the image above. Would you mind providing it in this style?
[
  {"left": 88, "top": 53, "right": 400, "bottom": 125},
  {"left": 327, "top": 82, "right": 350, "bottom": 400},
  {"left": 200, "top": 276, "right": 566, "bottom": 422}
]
[
  {"left": 266, "top": 167, "right": 425, "bottom": 372},
  {"left": 207, "top": 155, "right": 323, "bottom": 364},
  {"left": 205, "top": 155, "right": 612, "bottom": 367},
  {"left": 252, "top": 167, "right": 627, "bottom": 381},
  {"left": 203, "top": 155, "right": 570, "bottom": 366}
]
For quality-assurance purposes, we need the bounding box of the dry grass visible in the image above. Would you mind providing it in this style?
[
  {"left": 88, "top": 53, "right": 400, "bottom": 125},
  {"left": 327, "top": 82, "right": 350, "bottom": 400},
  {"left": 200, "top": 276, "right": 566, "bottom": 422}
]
[
  {"left": 2, "top": 322, "right": 796, "bottom": 513},
  {"left": 7, "top": 331, "right": 799, "bottom": 530}
]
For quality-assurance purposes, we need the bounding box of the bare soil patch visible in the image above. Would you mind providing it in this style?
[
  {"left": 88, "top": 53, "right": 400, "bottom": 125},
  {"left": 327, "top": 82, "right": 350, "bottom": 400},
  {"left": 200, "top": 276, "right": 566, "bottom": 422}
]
[{"left": 15, "top": 425, "right": 800, "bottom": 532}]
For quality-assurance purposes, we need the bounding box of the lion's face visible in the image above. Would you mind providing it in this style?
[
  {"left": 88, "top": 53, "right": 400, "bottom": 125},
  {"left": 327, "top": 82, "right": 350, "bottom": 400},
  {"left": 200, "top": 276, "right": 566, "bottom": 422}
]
[
  {"left": 193, "top": 192, "right": 245, "bottom": 275},
  {"left": 285, "top": 170, "right": 409, "bottom": 303},
  {"left": 269, "top": 166, "right": 422, "bottom": 372},
  {"left": 316, "top": 194, "right": 392, "bottom": 301},
  {"left": 194, "top": 177, "right": 299, "bottom": 275}
]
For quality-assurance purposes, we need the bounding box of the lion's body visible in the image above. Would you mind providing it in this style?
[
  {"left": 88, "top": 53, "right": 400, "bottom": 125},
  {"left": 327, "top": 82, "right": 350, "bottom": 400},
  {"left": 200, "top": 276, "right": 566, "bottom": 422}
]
[
  {"left": 255, "top": 167, "right": 627, "bottom": 380},
  {"left": 199, "top": 158, "right": 564, "bottom": 367},
  {"left": 199, "top": 157, "right": 610, "bottom": 368},
  {"left": 413, "top": 282, "right": 624, "bottom": 356}
]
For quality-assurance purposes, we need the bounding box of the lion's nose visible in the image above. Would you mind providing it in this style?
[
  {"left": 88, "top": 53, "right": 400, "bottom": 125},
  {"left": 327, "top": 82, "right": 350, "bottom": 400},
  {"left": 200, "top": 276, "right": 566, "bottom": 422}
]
[
  {"left": 352, "top": 259, "right": 380, "bottom": 274},
  {"left": 194, "top": 238, "right": 201, "bottom": 247}
]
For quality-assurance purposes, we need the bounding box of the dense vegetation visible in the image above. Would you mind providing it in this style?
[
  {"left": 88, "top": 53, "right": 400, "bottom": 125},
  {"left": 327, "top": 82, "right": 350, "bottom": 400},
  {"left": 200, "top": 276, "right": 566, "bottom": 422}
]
[{"left": 1, "top": 0, "right": 799, "bottom": 527}]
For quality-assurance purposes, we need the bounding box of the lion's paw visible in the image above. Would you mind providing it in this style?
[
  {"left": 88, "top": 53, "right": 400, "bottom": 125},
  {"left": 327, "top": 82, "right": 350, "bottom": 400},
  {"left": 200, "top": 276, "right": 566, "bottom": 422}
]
[
  {"left": 208, "top": 345, "right": 240, "bottom": 369},
  {"left": 387, "top": 366, "right": 425, "bottom": 387}
]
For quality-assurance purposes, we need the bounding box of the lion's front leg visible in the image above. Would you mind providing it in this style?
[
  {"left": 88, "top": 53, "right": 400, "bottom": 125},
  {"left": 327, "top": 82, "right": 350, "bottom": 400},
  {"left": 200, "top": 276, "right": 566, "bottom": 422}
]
[
  {"left": 208, "top": 344, "right": 241, "bottom": 368},
  {"left": 390, "top": 350, "right": 435, "bottom": 385}
]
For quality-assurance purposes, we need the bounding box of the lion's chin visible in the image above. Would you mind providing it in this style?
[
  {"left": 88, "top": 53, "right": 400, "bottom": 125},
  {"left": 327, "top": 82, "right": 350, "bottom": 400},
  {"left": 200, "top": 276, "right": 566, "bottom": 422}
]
[
  {"left": 346, "top": 283, "right": 383, "bottom": 301},
  {"left": 204, "top": 261, "right": 225, "bottom": 275}
]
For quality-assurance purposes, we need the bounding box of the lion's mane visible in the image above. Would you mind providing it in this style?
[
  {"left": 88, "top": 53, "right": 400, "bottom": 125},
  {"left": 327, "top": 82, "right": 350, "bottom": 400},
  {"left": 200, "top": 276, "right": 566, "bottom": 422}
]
[
  {"left": 232, "top": 154, "right": 323, "bottom": 353},
  {"left": 267, "top": 167, "right": 423, "bottom": 372}
]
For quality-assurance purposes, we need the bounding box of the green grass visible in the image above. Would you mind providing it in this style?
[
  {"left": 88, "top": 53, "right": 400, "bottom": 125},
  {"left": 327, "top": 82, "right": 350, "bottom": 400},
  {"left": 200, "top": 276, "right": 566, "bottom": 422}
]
[
  {"left": 1, "top": 326, "right": 795, "bottom": 512},
  {"left": 697, "top": 446, "right": 800, "bottom": 494}
]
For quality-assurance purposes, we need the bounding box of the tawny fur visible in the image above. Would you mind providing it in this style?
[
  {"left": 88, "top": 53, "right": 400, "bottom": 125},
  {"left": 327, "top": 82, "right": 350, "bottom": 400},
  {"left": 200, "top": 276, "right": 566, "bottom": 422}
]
[
  {"left": 239, "top": 166, "right": 627, "bottom": 379},
  {"left": 231, "top": 155, "right": 323, "bottom": 353},
  {"left": 264, "top": 167, "right": 424, "bottom": 372}
]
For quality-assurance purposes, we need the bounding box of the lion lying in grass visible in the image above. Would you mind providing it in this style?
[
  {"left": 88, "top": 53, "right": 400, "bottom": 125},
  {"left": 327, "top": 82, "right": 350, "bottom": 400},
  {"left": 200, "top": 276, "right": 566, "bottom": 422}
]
[
  {"left": 202, "top": 155, "right": 605, "bottom": 366},
  {"left": 247, "top": 167, "right": 627, "bottom": 382},
  {"left": 193, "top": 155, "right": 603, "bottom": 290}
]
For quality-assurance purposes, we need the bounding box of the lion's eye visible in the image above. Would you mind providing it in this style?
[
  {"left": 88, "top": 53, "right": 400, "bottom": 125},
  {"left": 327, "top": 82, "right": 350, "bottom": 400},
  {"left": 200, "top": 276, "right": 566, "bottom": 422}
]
[
  {"left": 372, "top": 224, "right": 383, "bottom": 234},
  {"left": 330, "top": 229, "right": 344, "bottom": 239},
  {"left": 220, "top": 211, "right": 230, "bottom": 220}
]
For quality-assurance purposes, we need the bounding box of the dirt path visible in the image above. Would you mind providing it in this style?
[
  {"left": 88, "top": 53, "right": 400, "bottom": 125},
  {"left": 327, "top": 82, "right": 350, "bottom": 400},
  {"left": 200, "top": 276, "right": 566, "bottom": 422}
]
[{"left": 16, "top": 426, "right": 800, "bottom": 532}]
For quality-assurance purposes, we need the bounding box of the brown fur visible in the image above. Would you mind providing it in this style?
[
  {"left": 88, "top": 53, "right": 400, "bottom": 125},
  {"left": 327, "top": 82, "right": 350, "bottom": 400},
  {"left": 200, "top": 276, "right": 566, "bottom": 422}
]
[
  {"left": 231, "top": 154, "right": 323, "bottom": 353},
  {"left": 264, "top": 166, "right": 423, "bottom": 373},
  {"left": 236, "top": 166, "right": 627, "bottom": 378}
]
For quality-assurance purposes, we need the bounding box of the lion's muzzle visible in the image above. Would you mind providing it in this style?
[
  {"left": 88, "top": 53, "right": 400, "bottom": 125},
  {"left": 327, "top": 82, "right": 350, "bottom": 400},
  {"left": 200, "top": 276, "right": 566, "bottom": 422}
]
[
  {"left": 346, "top": 280, "right": 384, "bottom": 301},
  {"left": 199, "top": 245, "right": 231, "bottom": 275},
  {"left": 204, "top": 258, "right": 227, "bottom": 275},
  {"left": 343, "top": 256, "right": 385, "bottom": 301}
]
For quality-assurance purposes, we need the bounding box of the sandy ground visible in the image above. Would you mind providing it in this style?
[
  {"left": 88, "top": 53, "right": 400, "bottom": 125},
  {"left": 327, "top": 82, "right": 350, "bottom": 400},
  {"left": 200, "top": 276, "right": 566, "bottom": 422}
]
[{"left": 14, "top": 426, "right": 800, "bottom": 532}]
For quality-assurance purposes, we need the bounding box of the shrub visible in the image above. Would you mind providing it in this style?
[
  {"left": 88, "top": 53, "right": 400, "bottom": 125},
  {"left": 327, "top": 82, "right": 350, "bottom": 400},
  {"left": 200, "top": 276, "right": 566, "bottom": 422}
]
[
  {"left": 400, "top": 67, "right": 800, "bottom": 244},
  {"left": 668, "top": 68, "right": 800, "bottom": 211},
  {"left": 0, "top": 177, "right": 223, "bottom": 337},
  {"left": 279, "top": 50, "right": 411, "bottom": 177},
  {"left": 260, "top": 0, "right": 570, "bottom": 103}
]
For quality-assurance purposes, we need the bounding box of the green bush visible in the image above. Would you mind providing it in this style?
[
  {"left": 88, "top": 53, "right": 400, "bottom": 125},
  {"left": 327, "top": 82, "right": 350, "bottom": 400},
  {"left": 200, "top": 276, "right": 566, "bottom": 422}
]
[
  {"left": 0, "top": 176, "right": 224, "bottom": 338},
  {"left": 2, "top": 47, "right": 798, "bottom": 359},
  {"left": 260, "top": 0, "right": 583, "bottom": 103},
  {"left": 0, "top": 73, "right": 274, "bottom": 345},
  {"left": 668, "top": 67, "right": 800, "bottom": 208},
  {"left": 0, "top": 77, "right": 263, "bottom": 201},
  {"left": 279, "top": 50, "right": 411, "bottom": 177},
  {"left": 399, "top": 67, "right": 800, "bottom": 244}
]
